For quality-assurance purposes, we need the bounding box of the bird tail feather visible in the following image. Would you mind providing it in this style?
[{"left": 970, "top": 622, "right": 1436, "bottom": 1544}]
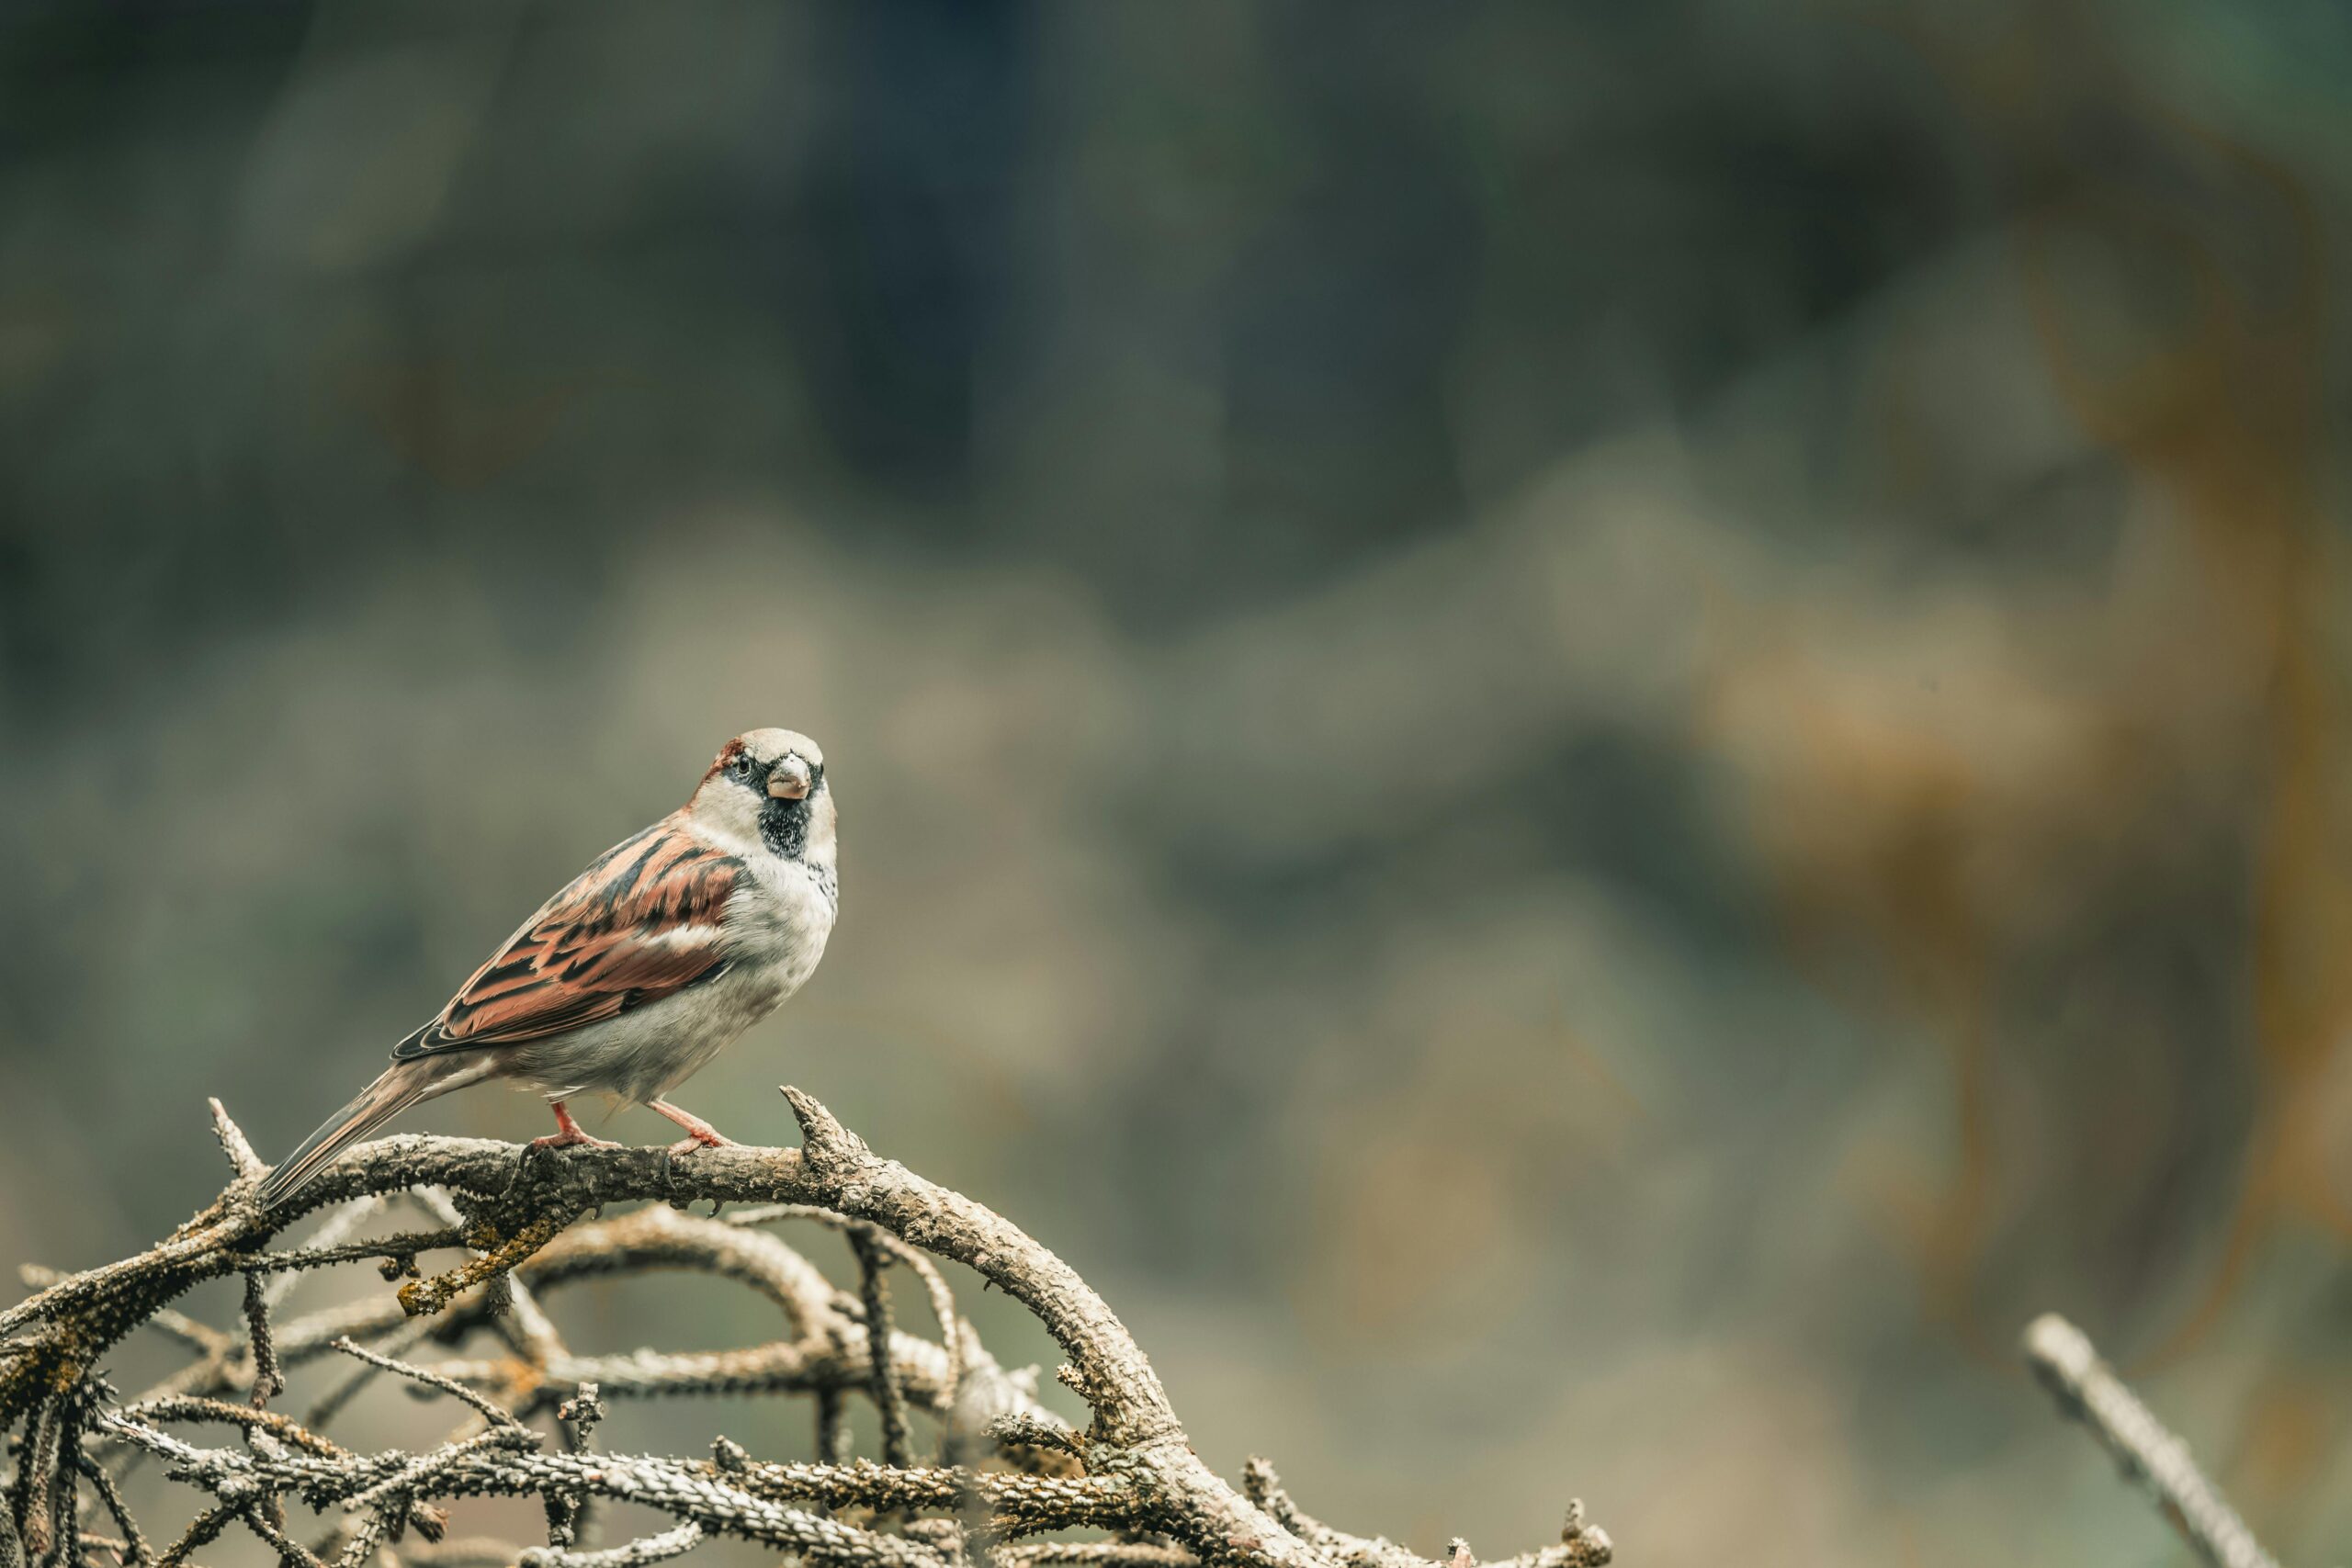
[{"left": 256, "top": 1059, "right": 448, "bottom": 1209}]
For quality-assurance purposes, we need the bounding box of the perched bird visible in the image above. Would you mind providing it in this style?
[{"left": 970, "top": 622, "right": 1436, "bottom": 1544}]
[{"left": 256, "top": 728, "right": 839, "bottom": 1207}]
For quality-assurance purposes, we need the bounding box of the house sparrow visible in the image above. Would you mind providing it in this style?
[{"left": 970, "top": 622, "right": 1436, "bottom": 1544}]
[{"left": 256, "top": 728, "right": 839, "bottom": 1207}]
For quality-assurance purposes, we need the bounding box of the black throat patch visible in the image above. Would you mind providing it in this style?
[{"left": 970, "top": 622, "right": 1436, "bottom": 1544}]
[{"left": 759, "top": 795, "right": 811, "bottom": 860}]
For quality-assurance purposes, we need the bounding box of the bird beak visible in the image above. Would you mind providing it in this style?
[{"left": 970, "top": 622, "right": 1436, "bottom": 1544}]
[{"left": 767, "top": 756, "right": 812, "bottom": 800}]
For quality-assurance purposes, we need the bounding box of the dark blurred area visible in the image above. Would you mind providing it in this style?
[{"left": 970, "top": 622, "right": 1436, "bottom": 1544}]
[{"left": 5, "top": 1, "right": 2351, "bottom": 1562}]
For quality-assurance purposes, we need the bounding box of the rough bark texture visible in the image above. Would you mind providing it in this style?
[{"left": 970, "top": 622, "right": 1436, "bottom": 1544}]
[{"left": 1, "top": 1090, "right": 1611, "bottom": 1568}]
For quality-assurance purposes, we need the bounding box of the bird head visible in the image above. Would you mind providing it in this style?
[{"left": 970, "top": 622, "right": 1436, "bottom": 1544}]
[{"left": 690, "top": 728, "right": 836, "bottom": 868}]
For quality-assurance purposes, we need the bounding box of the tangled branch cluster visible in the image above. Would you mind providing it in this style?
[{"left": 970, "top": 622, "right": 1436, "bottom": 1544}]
[{"left": 1, "top": 1089, "right": 1611, "bottom": 1568}]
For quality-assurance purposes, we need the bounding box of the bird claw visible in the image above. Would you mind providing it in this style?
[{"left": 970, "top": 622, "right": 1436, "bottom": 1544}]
[
  {"left": 529, "top": 1129, "right": 623, "bottom": 1151},
  {"left": 665, "top": 1131, "right": 735, "bottom": 1157}
]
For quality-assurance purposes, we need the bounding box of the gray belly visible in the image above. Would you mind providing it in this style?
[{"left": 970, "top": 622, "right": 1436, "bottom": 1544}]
[
  {"left": 501, "top": 963, "right": 792, "bottom": 1106},
  {"left": 501, "top": 860, "right": 834, "bottom": 1107}
]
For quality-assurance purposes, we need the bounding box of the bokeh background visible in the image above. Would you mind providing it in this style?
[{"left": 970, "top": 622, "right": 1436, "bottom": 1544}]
[{"left": 6, "top": 2, "right": 2352, "bottom": 1563}]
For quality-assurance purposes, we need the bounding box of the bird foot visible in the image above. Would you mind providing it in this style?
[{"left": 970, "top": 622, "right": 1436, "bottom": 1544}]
[
  {"left": 535, "top": 1099, "right": 620, "bottom": 1150},
  {"left": 530, "top": 1128, "right": 623, "bottom": 1150},
  {"left": 665, "top": 1129, "right": 737, "bottom": 1156},
  {"left": 648, "top": 1099, "right": 734, "bottom": 1154}
]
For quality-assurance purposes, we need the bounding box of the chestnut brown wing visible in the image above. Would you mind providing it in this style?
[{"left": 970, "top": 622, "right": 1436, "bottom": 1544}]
[{"left": 392, "top": 818, "right": 743, "bottom": 1055}]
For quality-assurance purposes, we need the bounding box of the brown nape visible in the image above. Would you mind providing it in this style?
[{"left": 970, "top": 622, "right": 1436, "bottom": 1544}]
[{"left": 698, "top": 735, "right": 751, "bottom": 790}]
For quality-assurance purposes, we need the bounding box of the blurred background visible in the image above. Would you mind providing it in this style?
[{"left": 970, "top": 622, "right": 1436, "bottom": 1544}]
[{"left": 5, "top": 1, "right": 2352, "bottom": 1563}]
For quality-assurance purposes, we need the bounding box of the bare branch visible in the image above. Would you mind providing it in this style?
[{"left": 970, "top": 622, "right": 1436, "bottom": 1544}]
[
  {"left": 851, "top": 1228, "right": 914, "bottom": 1471},
  {"left": 3, "top": 1091, "right": 1610, "bottom": 1568},
  {"left": 209, "top": 1100, "right": 266, "bottom": 1184},
  {"left": 992, "top": 1546, "right": 1195, "bottom": 1568},
  {"left": 2021, "top": 1314, "right": 2279, "bottom": 1568},
  {"left": 346, "top": 1427, "right": 538, "bottom": 1513},
  {"left": 326, "top": 1501, "right": 396, "bottom": 1568},
  {"left": 816, "top": 1386, "right": 850, "bottom": 1466},
  {"left": 1243, "top": 1459, "right": 1425, "bottom": 1568},
  {"left": 399, "top": 1210, "right": 573, "bottom": 1319},
  {"left": 521, "top": 1522, "right": 702, "bottom": 1568},
  {"left": 116, "top": 1395, "right": 348, "bottom": 1459},
  {"left": 324, "top": 1338, "right": 521, "bottom": 1430},
  {"left": 243, "top": 1275, "right": 285, "bottom": 1409},
  {"left": 305, "top": 1319, "right": 434, "bottom": 1433},
  {"left": 729, "top": 1204, "right": 967, "bottom": 1396},
  {"left": 154, "top": 1502, "right": 237, "bottom": 1568},
  {"left": 395, "top": 1536, "right": 526, "bottom": 1568},
  {"left": 74, "top": 1454, "right": 149, "bottom": 1567},
  {"left": 240, "top": 1501, "right": 328, "bottom": 1568}
]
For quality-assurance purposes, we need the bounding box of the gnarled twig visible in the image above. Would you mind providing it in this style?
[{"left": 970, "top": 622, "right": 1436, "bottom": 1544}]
[{"left": 3, "top": 1091, "right": 1608, "bottom": 1568}]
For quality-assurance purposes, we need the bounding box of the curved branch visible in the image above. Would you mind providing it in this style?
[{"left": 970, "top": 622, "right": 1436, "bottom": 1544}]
[
  {"left": 773, "top": 1088, "right": 1323, "bottom": 1568},
  {"left": 5, "top": 1091, "right": 1607, "bottom": 1568}
]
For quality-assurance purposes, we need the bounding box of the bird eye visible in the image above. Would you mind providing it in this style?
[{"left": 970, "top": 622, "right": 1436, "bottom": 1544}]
[{"left": 728, "top": 755, "right": 752, "bottom": 779}]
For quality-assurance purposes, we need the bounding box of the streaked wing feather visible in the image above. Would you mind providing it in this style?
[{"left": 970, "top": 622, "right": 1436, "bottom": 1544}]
[{"left": 393, "top": 818, "right": 743, "bottom": 1056}]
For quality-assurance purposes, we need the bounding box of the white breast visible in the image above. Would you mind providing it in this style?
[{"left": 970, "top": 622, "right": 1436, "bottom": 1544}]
[
  {"left": 724, "top": 853, "right": 838, "bottom": 998},
  {"left": 504, "top": 843, "right": 836, "bottom": 1108}
]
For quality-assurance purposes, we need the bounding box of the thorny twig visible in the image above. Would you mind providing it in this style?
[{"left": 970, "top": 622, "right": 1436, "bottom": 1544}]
[
  {"left": 728, "top": 1204, "right": 967, "bottom": 1400},
  {"left": 322, "top": 1338, "right": 520, "bottom": 1431},
  {"left": 850, "top": 1229, "right": 914, "bottom": 1473},
  {"left": 543, "top": 1383, "right": 606, "bottom": 1552},
  {"left": 521, "top": 1520, "right": 702, "bottom": 1568},
  {"left": 1, "top": 1090, "right": 1611, "bottom": 1568},
  {"left": 243, "top": 1274, "right": 285, "bottom": 1409},
  {"left": 2021, "top": 1314, "right": 2280, "bottom": 1568},
  {"left": 71, "top": 1454, "right": 146, "bottom": 1567}
]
